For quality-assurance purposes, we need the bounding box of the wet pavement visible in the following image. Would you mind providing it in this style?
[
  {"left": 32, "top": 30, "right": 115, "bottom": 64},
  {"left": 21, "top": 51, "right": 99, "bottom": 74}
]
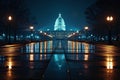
[
  {"left": 43, "top": 54, "right": 68, "bottom": 80},
  {"left": 0, "top": 40, "right": 120, "bottom": 80}
]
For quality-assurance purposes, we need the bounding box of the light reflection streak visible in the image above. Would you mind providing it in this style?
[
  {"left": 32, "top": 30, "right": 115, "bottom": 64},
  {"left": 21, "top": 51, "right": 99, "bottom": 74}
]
[
  {"left": 72, "top": 41, "right": 75, "bottom": 53},
  {"left": 44, "top": 54, "right": 47, "bottom": 60},
  {"left": 68, "top": 41, "right": 71, "bottom": 52},
  {"left": 7, "top": 57, "right": 13, "bottom": 70},
  {"left": 40, "top": 54, "right": 42, "bottom": 60},
  {"left": 50, "top": 41, "right": 53, "bottom": 50},
  {"left": 78, "top": 43, "right": 81, "bottom": 53},
  {"left": 84, "top": 43, "right": 89, "bottom": 53},
  {"left": 30, "top": 43, "right": 34, "bottom": 53},
  {"left": 25, "top": 41, "right": 53, "bottom": 53},
  {"left": 29, "top": 54, "right": 34, "bottom": 69},
  {"left": 30, "top": 54, "right": 34, "bottom": 61},
  {"left": 7, "top": 47, "right": 15, "bottom": 53},
  {"left": 106, "top": 56, "right": 113, "bottom": 79},
  {"left": 76, "top": 42, "right": 78, "bottom": 53},
  {"left": 7, "top": 70, "right": 12, "bottom": 77},
  {"left": 103, "top": 45, "right": 116, "bottom": 53},
  {"left": 6, "top": 57, "right": 13, "bottom": 78},
  {"left": 44, "top": 41, "right": 47, "bottom": 53},
  {"left": 84, "top": 54, "right": 89, "bottom": 61},
  {"left": 106, "top": 56, "right": 113, "bottom": 69},
  {"left": 67, "top": 41, "right": 94, "bottom": 53},
  {"left": 40, "top": 42, "right": 43, "bottom": 53},
  {"left": 103, "top": 46, "right": 115, "bottom": 71},
  {"left": 8, "top": 61, "right": 12, "bottom": 70}
]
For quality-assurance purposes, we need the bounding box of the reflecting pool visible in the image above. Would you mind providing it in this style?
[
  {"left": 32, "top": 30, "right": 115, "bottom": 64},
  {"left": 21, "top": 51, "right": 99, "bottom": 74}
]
[{"left": 0, "top": 40, "right": 120, "bottom": 80}]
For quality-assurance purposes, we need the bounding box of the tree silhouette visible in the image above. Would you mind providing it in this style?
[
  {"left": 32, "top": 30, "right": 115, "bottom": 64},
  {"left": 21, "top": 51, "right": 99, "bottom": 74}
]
[
  {"left": 0, "top": 0, "right": 32, "bottom": 42},
  {"left": 85, "top": 0, "right": 120, "bottom": 39}
]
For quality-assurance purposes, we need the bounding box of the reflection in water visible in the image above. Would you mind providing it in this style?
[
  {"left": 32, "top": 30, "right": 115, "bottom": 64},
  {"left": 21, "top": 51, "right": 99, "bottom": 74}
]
[
  {"left": 54, "top": 54, "right": 65, "bottom": 70},
  {"left": 7, "top": 70, "right": 12, "bottom": 78},
  {"left": 40, "top": 42, "right": 43, "bottom": 53},
  {"left": 68, "top": 41, "right": 95, "bottom": 53},
  {"left": 84, "top": 54, "right": 89, "bottom": 61},
  {"left": 102, "top": 45, "right": 116, "bottom": 54},
  {"left": 66, "top": 53, "right": 90, "bottom": 61},
  {"left": 40, "top": 54, "right": 42, "bottom": 60},
  {"left": 6, "top": 57, "right": 14, "bottom": 78},
  {"left": 0, "top": 50, "right": 52, "bottom": 79},
  {"left": 102, "top": 46, "right": 114, "bottom": 73},
  {"left": 6, "top": 57, "right": 13, "bottom": 70},
  {"left": 44, "top": 41, "right": 47, "bottom": 53},
  {"left": 24, "top": 41, "right": 53, "bottom": 53},
  {"left": 50, "top": 41, "right": 53, "bottom": 50},
  {"left": 72, "top": 41, "right": 75, "bottom": 53},
  {"left": 76, "top": 42, "right": 79, "bottom": 53},
  {"left": 30, "top": 54, "right": 34, "bottom": 61},
  {"left": 8, "top": 61, "right": 12, "bottom": 70},
  {"left": 30, "top": 43, "right": 34, "bottom": 53},
  {"left": 83, "top": 43, "right": 89, "bottom": 53},
  {"left": 106, "top": 56, "right": 114, "bottom": 80},
  {"left": 28, "top": 54, "right": 51, "bottom": 61},
  {"left": 1, "top": 46, "right": 19, "bottom": 54},
  {"left": 106, "top": 56, "right": 113, "bottom": 69},
  {"left": 7, "top": 47, "right": 16, "bottom": 53},
  {"left": 44, "top": 54, "right": 47, "bottom": 60}
]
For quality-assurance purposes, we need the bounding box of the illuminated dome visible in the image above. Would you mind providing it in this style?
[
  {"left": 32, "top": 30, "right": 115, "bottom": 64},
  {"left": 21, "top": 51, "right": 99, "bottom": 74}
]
[{"left": 54, "top": 14, "right": 66, "bottom": 31}]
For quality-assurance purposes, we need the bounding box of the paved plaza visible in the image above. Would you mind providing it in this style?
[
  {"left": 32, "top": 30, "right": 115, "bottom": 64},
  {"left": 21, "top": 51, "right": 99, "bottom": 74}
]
[{"left": 0, "top": 41, "right": 120, "bottom": 80}]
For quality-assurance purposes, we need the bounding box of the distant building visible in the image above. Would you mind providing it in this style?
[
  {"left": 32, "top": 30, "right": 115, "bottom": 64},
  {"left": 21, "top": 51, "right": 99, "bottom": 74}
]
[
  {"left": 43, "top": 13, "right": 77, "bottom": 39},
  {"left": 54, "top": 13, "right": 66, "bottom": 31}
]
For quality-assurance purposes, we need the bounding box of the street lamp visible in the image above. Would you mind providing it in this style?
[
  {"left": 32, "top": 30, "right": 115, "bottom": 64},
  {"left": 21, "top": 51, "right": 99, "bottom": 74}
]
[
  {"left": 106, "top": 16, "right": 113, "bottom": 44},
  {"left": 8, "top": 16, "right": 12, "bottom": 21},
  {"left": 106, "top": 16, "right": 113, "bottom": 22},
  {"left": 29, "top": 26, "right": 34, "bottom": 42},
  {"left": 30, "top": 26, "right": 34, "bottom": 30},
  {"left": 8, "top": 16, "right": 13, "bottom": 43},
  {"left": 84, "top": 26, "right": 89, "bottom": 40},
  {"left": 84, "top": 26, "right": 88, "bottom": 30}
]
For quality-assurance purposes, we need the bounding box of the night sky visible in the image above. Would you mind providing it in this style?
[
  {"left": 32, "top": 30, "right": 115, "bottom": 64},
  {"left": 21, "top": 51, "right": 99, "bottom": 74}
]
[{"left": 26, "top": 0, "right": 96, "bottom": 30}]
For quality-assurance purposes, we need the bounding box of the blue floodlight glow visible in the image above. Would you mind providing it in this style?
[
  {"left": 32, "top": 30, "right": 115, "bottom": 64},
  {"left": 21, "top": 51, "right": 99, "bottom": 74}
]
[
  {"left": 54, "top": 54, "right": 65, "bottom": 70},
  {"left": 54, "top": 14, "right": 66, "bottom": 31}
]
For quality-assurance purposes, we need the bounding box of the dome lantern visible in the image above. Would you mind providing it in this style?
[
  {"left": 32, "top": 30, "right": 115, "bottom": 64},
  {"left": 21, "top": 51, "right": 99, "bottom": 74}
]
[{"left": 54, "top": 14, "right": 66, "bottom": 31}]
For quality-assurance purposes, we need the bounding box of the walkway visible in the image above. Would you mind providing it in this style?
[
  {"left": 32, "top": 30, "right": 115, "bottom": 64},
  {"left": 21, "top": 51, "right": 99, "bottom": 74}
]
[
  {"left": 0, "top": 41, "right": 120, "bottom": 80},
  {"left": 43, "top": 54, "right": 69, "bottom": 80}
]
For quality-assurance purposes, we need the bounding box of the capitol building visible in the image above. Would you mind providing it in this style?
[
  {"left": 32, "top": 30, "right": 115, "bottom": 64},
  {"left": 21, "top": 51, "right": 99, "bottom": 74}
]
[
  {"left": 54, "top": 13, "right": 66, "bottom": 31},
  {"left": 39, "top": 13, "right": 77, "bottom": 40}
]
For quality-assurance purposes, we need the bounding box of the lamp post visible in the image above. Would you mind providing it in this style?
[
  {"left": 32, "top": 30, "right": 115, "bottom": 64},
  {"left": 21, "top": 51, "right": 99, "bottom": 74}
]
[
  {"left": 84, "top": 26, "right": 89, "bottom": 40},
  {"left": 30, "top": 26, "right": 34, "bottom": 42},
  {"left": 106, "top": 16, "right": 113, "bottom": 44},
  {"left": 8, "top": 16, "right": 13, "bottom": 43},
  {"left": 8, "top": 16, "right": 12, "bottom": 21}
]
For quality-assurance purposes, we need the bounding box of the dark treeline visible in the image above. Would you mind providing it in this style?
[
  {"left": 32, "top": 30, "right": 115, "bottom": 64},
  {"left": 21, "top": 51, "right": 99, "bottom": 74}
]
[
  {"left": 0, "top": 0, "right": 36, "bottom": 41},
  {"left": 85, "top": 0, "right": 120, "bottom": 39},
  {"left": 0, "top": 0, "right": 29, "bottom": 30}
]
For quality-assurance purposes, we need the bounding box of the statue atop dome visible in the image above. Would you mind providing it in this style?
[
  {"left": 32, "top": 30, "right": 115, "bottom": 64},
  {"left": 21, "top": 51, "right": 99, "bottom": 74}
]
[
  {"left": 54, "top": 13, "right": 66, "bottom": 31},
  {"left": 59, "top": 13, "right": 61, "bottom": 17}
]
